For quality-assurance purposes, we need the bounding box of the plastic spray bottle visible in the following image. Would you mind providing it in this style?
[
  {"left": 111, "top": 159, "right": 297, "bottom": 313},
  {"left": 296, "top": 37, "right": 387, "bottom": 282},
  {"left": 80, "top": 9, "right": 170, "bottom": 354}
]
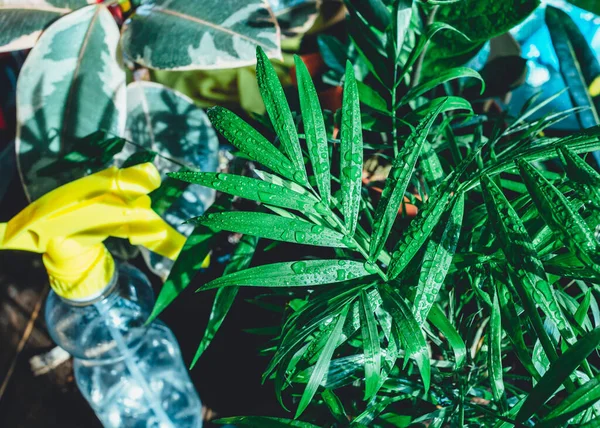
[{"left": 0, "top": 163, "right": 202, "bottom": 427}]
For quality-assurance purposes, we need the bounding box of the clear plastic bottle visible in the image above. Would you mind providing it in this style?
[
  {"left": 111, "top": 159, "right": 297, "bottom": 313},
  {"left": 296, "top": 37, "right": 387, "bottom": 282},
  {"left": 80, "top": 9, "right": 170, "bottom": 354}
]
[{"left": 45, "top": 263, "right": 202, "bottom": 428}]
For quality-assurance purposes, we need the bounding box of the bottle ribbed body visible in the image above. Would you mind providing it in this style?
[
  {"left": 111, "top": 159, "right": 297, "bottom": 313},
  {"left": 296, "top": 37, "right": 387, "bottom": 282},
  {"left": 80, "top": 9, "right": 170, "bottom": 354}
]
[{"left": 45, "top": 263, "right": 202, "bottom": 428}]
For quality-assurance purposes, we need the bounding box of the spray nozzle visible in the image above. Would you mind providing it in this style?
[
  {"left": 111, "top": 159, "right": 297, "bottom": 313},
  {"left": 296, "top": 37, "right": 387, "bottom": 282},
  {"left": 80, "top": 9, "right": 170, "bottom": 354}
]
[{"left": 0, "top": 163, "right": 186, "bottom": 300}]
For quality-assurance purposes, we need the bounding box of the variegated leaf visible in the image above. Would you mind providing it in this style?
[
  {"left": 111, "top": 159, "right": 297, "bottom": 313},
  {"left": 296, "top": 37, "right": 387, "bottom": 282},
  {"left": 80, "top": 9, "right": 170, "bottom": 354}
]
[
  {"left": 0, "top": 0, "right": 90, "bottom": 53},
  {"left": 16, "top": 4, "right": 126, "bottom": 200},
  {"left": 268, "top": 0, "right": 321, "bottom": 39},
  {"left": 125, "top": 81, "right": 218, "bottom": 224},
  {"left": 125, "top": 82, "right": 219, "bottom": 275},
  {"left": 121, "top": 0, "right": 282, "bottom": 70}
]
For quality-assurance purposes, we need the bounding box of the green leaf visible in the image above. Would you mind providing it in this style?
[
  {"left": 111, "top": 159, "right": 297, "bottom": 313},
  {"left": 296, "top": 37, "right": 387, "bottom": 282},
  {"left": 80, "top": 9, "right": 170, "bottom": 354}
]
[
  {"left": 321, "top": 389, "right": 348, "bottom": 424},
  {"left": 427, "top": 305, "right": 466, "bottom": 370},
  {"left": 215, "top": 416, "right": 320, "bottom": 428},
  {"left": 190, "top": 235, "right": 258, "bottom": 368},
  {"left": 575, "top": 290, "right": 592, "bottom": 328},
  {"left": 357, "top": 81, "right": 388, "bottom": 113},
  {"left": 257, "top": 47, "right": 307, "bottom": 183},
  {"left": 423, "top": 0, "right": 539, "bottom": 76},
  {"left": 388, "top": 136, "right": 487, "bottom": 279},
  {"left": 147, "top": 198, "right": 229, "bottom": 323},
  {"left": 16, "top": 4, "right": 125, "bottom": 200},
  {"left": 494, "top": 271, "right": 539, "bottom": 379},
  {"left": 317, "top": 34, "right": 346, "bottom": 75},
  {"left": 480, "top": 174, "right": 576, "bottom": 345},
  {"left": 488, "top": 291, "right": 505, "bottom": 404},
  {"left": 0, "top": 0, "right": 87, "bottom": 52},
  {"left": 387, "top": 190, "right": 454, "bottom": 280},
  {"left": 190, "top": 211, "right": 347, "bottom": 247},
  {"left": 393, "top": 0, "right": 413, "bottom": 57},
  {"left": 369, "top": 104, "right": 445, "bottom": 261},
  {"left": 517, "top": 160, "right": 600, "bottom": 273},
  {"left": 516, "top": 328, "right": 600, "bottom": 423},
  {"left": 149, "top": 174, "right": 189, "bottom": 216},
  {"left": 541, "top": 372, "right": 600, "bottom": 427},
  {"left": 359, "top": 289, "right": 382, "bottom": 400},
  {"left": 121, "top": 0, "right": 282, "bottom": 70},
  {"left": 296, "top": 304, "right": 350, "bottom": 418},
  {"left": 122, "top": 150, "right": 157, "bottom": 168},
  {"left": 413, "top": 193, "right": 464, "bottom": 324},
  {"left": 340, "top": 61, "right": 363, "bottom": 236},
  {"left": 567, "top": 0, "right": 600, "bottom": 15},
  {"left": 200, "top": 259, "right": 372, "bottom": 290},
  {"left": 559, "top": 145, "right": 600, "bottom": 208},
  {"left": 207, "top": 106, "right": 298, "bottom": 182},
  {"left": 409, "top": 96, "right": 473, "bottom": 119},
  {"left": 36, "top": 132, "right": 126, "bottom": 177},
  {"left": 546, "top": 6, "right": 600, "bottom": 129},
  {"left": 169, "top": 171, "right": 319, "bottom": 213},
  {"left": 420, "top": 141, "right": 446, "bottom": 189},
  {"left": 379, "top": 283, "right": 430, "bottom": 392},
  {"left": 399, "top": 67, "right": 484, "bottom": 106},
  {"left": 346, "top": 0, "right": 391, "bottom": 32},
  {"left": 295, "top": 55, "right": 331, "bottom": 203}
]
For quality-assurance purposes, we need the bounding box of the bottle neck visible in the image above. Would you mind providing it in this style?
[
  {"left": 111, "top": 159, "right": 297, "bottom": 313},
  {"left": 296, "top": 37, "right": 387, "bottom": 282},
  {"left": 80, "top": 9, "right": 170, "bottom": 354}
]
[{"left": 57, "top": 267, "right": 119, "bottom": 307}]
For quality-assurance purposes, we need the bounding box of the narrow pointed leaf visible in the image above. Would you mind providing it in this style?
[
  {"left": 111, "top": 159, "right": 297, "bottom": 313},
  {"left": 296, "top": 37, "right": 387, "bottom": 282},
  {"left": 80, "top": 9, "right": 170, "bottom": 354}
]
[
  {"left": 215, "top": 416, "right": 320, "bottom": 428},
  {"left": 559, "top": 145, "right": 600, "bottom": 207},
  {"left": 257, "top": 47, "right": 307, "bottom": 183},
  {"left": 340, "top": 61, "right": 363, "bottom": 236},
  {"left": 169, "top": 171, "right": 319, "bottom": 213},
  {"left": 480, "top": 174, "right": 575, "bottom": 345},
  {"left": 369, "top": 104, "right": 445, "bottom": 261},
  {"left": 147, "top": 198, "right": 230, "bottom": 323},
  {"left": 489, "top": 291, "right": 505, "bottom": 403},
  {"left": 190, "top": 235, "right": 258, "bottom": 368},
  {"left": 517, "top": 160, "right": 600, "bottom": 272},
  {"left": 295, "top": 55, "right": 330, "bottom": 204},
  {"left": 541, "top": 372, "right": 600, "bottom": 427},
  {"left": 359, "top": 290, "right": 381, "bottom": 399},
  {"left": 200, "top": 259, "right": 372, "bottom": 290},
  {"left": 321, "top": 389, "right": 348, "bottom": 424},
  {"left": 190, "top": 212, "right": 347, "bottom": 248},
  {"left": 575, "top": 290, "right": 592, "bottom": 328},
  {"left": 546, "top": 6, "right": 599, "bottom": 130},
  {"left": 420, "top": 141, "right": 446, "bottom": 189},
  {"left": 379, "top": 283, "right": 430, "bottom": 392},
  {"left": 207, "top": 106, "right": 298, "bottom": 182},
  {"left": 394, "top": 0, "right": 412, "bottom": 56},
  {"left": 427, "top": 305, "right": 466, "bottom": 370},
  {"left": 516, "top": 328, "right": 600, "bottom": 423},
  {"left": 389, "top": 138, "right": 487, "bottom": 279},
  {"left": 413, "top": 193, "right": 464, "bottom": 324},
  {"left": 296, "top": 304, "right": 349, "bottom": 418},
  {"left": 399, "top": 68, "right": 484, "bottom": 106}
]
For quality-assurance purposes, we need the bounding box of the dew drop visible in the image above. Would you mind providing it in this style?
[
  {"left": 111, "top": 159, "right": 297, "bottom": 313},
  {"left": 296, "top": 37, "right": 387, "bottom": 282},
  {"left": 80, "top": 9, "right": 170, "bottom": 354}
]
[
  {"left": 341, "top": 235, "right": 355, "bottom": 248},
  {"left": 336, "top": 269, "right": 346, "bottom": 281},
  {"left": 364, "top": 261, "right": 378, "bottom": 274},
  {"left": 311, "top": 225, "right": 324, "bottom": 234},
  {"left": 291, "top": 261, "right": 308, "bottom": 274},
  {"left": 293, "top": 171, "right": 305, "bottom": 182},
  {"left": 295, "top": 231, "right": 307, "bottom": 243}
]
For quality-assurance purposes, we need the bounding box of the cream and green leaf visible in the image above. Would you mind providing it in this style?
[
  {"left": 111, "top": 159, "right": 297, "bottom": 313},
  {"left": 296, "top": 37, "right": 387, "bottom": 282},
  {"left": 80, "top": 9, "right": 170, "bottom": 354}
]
[
  {"left": 0, "top": 0, "right": 90, "bottom": 52},
  {"left": 16, "top": 4, "right": 125, "bottom": 200},
  {"left": 121, "top": 0, "right": 282, "bottom": 70}
]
